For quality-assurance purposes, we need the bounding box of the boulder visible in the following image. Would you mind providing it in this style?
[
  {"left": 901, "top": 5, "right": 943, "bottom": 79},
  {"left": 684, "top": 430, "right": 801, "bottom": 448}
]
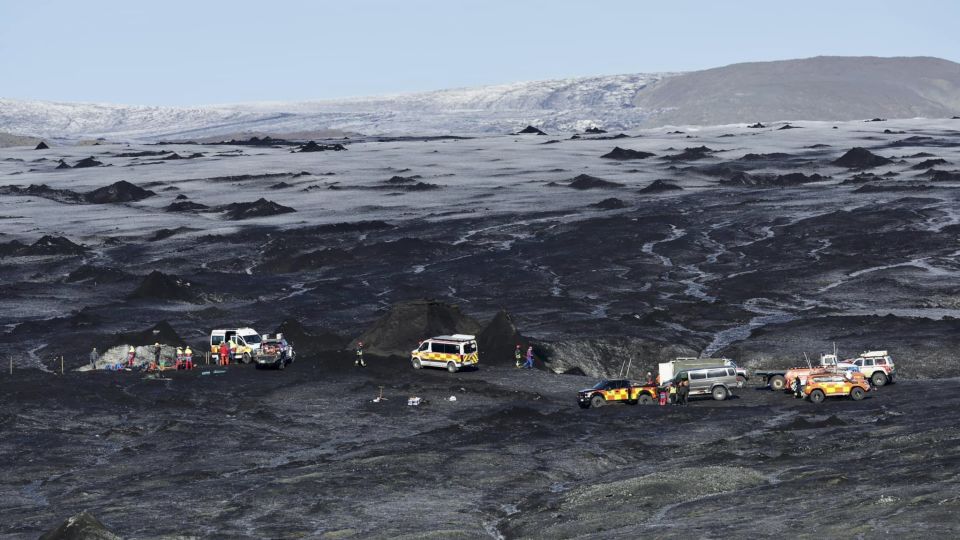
[
  {"left": 72, "top": 156, "right": 103, "bottom": 168},
  {"left": 354, "top": 300, "right": 482, "bottom": 357},
  {"left": 35, "top": 141, "right": 50, "bottom": 150},
  {"left": 296, "top": 141, "right": 347, "bottom": 152},
  {"left": 591, "top": 197, "right": 627, "bottom": 210}
]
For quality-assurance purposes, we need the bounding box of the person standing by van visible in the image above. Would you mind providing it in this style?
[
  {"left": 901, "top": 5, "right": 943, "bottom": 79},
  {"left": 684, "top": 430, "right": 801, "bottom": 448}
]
[
  {"left": 523, "top": 346, "right": 534, "bottom": 369},
  {"left": 677, "top": 378, "right": 690, "bottom": 405},
  {"left": 355, "top": 341, "right": 366, "bottom": 367},
  {"left": 126, "top": 346, "right": 136, "bottom": 368},
  {"left": 514, "top": 345, "right": 523, "bottom": 368},
  {"left": 184, "top": 346, "right": 193, "bottom": 370},
  {"left": 219, "top": 341, "right": 230, "bottom": 366}
]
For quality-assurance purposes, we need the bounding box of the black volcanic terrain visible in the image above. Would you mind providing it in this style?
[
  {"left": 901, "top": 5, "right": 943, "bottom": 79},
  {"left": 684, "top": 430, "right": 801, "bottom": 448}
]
[{"left": 3, "top": 117, "right": 960, "bottom": 537}]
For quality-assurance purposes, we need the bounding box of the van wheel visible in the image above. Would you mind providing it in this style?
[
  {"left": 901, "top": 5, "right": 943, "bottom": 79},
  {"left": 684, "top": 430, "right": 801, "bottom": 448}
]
[
  {"left": 712, "top": 386, "right": 728, "bottom": 401},
  {"left": 447, "top": 362, "right": 458, "bottom": 373},
  {"left": 242, "top": 353, "right": 251, "bottom": 364},
  {"left": 809, "top": 389, "right": 825, "bottom": 404},
  {"left": 590, "top": 395, "right": 605, "bottom": 408},
  {"left": 638, "top": 394, "right": 653, "bottom": 405},
  {"left": 850, "top": 387, "right": 864, "bottom": 401},
  {"left": 769, "top": 375, "right": 786, "bottom": 391},
  {"left": 412, "top": 358, "right": 422, "bottom": 369},
  {"left": 871, "top": 372, "right": 888, "bottom": 387}
]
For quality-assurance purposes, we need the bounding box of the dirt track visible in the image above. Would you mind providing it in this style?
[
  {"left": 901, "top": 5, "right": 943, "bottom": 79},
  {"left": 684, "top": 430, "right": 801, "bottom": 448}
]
[{"left": 2, "top": 359, "right": 959, "bottom": 538}]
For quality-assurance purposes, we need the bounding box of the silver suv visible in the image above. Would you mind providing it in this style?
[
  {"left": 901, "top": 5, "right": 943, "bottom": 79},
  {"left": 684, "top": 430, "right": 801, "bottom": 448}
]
[{"left": 674, "top": 366, "right": 741, "bottom": 401}]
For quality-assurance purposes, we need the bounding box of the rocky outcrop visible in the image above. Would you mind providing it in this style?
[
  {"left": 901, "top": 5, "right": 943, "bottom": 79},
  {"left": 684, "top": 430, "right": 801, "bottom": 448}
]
[
  {"left": 39, "top": 511, "right": 120, "bottom": 540},
  {"left": 355, "top": 300, "right": 482, "bottom": 357},
  {"left": 833, "top": 147, "right": 892, "bottom": 169},
  {"left": 539, "top": 336, "right": 697, "bottom": 378},
  {"left": 128, "top": 271, "right": 196, "bottom": 301}
]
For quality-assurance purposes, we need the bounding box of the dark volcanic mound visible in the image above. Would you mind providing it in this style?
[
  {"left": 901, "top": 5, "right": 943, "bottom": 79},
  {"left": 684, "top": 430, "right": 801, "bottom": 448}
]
[
  {"left": 73, "top": 156, "right": 104, "bottom": 168},
  {"left": 275, "top": 319, "right": 346, "bottom": 357},
  {"left": 478, "top": 310, "right": 531, "bottom": 367},
  {"left": 924, "top": 169, "right": 960, "bottom": 182},
  {"left": 739, "top": 152, "right": 794, "bottom": 161},
  {"left": 854, "top": 183, "right": 933, "bottom": 193},
  {"left": 638, "top": 179, "right": 683, "bottom": 193},
  {"left": 567, "top": 174, "right": 623, "bottom": 190},
  {"left": 269, "top": 182, "right": 292, "bottom": 190},
  {"left": 591, "top": 197, "right": 628, "bottom": 210},
  {"left": 747, "top": 122, "right": 766, "bottom": 128},
  {"left": 663, "top": 146, "right": 715, "bottom": 162},
  {"left": 222, "top": 198, "right": 296, "bottom": 220},
  {"left": 515, "top": 125, "right": 547, "bottom": 135},
  {"left": 84, "top": 180, "right": 156, "bottom": 204},
  {"left": 128, "top": 271, "right": 195, "bottom": 301},
  {"left": 385, "top": 175, "right": 418, "bottom": 184},
  {"left": 601, "top": 147, "right": 655, "bottom": 160},
  {"left": 19, "top": 235, "right": 88, "bottom": 256},
  {"left": 585, "top": 127, "right": 607, "bottom": 134},
  {"left": 39, "top": 511, "right": 120, "bottom": 540},
  {"left": 149, "top": 227, "right": 196, "bottom": 242},
  {"left": 296, "top": 141, "right": 347, "bottom": 152},
  {"left": 777, "top": 124, "right": 801, "bottom": 130},
  {"left": 55, "top": 160, "right": 71, "bottom": 169},
  {"left": 910, "top": 158, "right": 948, "bottom": 170},
  {"left": 34, "top": 141, "right": 49, "bottom": 150},
  {"left": 833, "top": 147, "right": 892, "bottom": 169},
  {"left": 356, "top": 300, "right": 482, "bottom": 357},
  {"left": 64, "top": 265, "right": 130, "bottom": 284},
  {"left": 165, "top": 201, "right": 209, "bottom": 212}
]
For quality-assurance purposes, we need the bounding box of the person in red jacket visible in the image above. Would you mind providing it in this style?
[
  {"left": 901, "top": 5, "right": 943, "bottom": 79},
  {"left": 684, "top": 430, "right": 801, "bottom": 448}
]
[{"left": 219, "top": 341, "right": 230, "bottom": 366}]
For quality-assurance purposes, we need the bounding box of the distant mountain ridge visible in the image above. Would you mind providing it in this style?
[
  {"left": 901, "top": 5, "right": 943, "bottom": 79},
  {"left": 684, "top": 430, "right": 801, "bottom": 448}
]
[{"left": 1, "top": 56, "right": 958, "bottom": 140}]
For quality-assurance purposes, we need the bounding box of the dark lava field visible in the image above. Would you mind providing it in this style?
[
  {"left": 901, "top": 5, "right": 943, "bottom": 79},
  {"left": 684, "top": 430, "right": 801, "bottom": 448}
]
[{"left": 2, "top": 118, "right": 960, "bottom": 537}]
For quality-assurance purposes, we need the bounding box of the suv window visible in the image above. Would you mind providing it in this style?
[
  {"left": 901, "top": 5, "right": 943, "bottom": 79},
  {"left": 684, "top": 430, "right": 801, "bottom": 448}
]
[
  {"left": 853, "top": 359, "right": 862, "bottom": 366},
  {"left": 690, "top": 371, "right": 707, "bottom": 380},
  {"left": 726, "top": 368, "right": 736, "bottom": 377},
  {"left": 863, "top": 359, "right": 874, "bottom": 366},
  {"left": 876, "top": 358, "right": 886, "bottom": 365},
  {"left": 707, "top": 369, "right": 727, "bottom": 378}
]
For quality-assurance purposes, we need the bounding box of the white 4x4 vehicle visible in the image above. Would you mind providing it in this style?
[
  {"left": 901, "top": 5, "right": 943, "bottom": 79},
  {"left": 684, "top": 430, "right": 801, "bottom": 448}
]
[{"left": 850, "top": 350, "right": 895, "bottom": 386}]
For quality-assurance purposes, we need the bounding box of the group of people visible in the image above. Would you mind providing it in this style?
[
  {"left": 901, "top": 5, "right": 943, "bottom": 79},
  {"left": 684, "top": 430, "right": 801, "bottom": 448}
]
[
  {"left": 656, "top": 375, "right": 690, "bottom": 406},
  {"left": 89, "top": 343, "right": 195, "bottom": 371},
  {"left": 514, "top": 345, "right": 535, "bottom": 369}
]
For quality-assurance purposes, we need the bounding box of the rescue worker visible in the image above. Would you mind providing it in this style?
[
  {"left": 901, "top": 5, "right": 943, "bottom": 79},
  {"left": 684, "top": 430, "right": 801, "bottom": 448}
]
[
  {"left": 89, "top": 347, "right": 99, "bottom": 369},
  {"left": 229, "top": 340, "right": 239, "bottom": 364},
  {"left": 355, "top": 341, "right": 366, "bottom": 367},
  {"left": 669, "top": 382, "right": 677, "bottom": 404},
  {"left": 658, "top": 387, "right": 668, "bottom": 406},
  {"left": 184, "top": 346, "right": 194, "bottom": 370},
  {"left": 153, "top": 343, "right": 162, "bottom": 371},
  {"left": 218, "top": 341, "right": 230, "bottom": 366},
  {"left": 645, "top": 371, "right": 655, "bottom": 385},
  {"left": 792, "top": 376, "right": 803, "bottom": 399},
  {"left": 175, "top": 347, "right": 184, "bottom": 370},
  {"left": 677, "top": 378, "right": 689, "bottom": 405},
  {"left": 514, "top": 345, "right": 523, "bottom": 368},
  {"left": 126, "top": 346, "right": 136, "bottom": 368},
  {"left": 523, "top": 346, "right": 534, "bottom": 369}
]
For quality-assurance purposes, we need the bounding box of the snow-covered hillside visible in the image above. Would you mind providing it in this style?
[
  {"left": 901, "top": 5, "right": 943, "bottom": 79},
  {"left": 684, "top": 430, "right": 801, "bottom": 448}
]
[{"left": 0, "top": 73, "right": 670, "bottom": 141}]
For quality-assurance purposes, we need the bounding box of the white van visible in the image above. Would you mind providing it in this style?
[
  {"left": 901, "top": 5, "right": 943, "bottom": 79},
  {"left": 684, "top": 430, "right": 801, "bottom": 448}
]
[
  {"left": 210, "top": 327, "right": 262, "bottom": 363},
  {"left": 411, "top": 334, "right": 479, "bottom": 372}
]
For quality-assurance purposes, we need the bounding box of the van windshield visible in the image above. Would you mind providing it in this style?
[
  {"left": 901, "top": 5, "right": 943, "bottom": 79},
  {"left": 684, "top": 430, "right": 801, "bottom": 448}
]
[{"left": 242, "top": 334, "right": 261, "bottom": 345}]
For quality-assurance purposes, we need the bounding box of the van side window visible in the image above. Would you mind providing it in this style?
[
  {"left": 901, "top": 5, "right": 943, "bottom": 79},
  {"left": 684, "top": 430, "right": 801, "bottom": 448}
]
[
  {"left": 690, "top": 371, "right": 707, "bottom": 380},
  {"left": 212, "top": 336, "right": 223, "bottom": 345},
  {"left": 707, "top": 369, "right": 727, "bottom": 378}
]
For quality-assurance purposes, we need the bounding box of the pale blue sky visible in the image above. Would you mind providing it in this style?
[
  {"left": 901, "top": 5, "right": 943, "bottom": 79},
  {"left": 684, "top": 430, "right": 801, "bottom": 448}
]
[{"left": 2, "top": 0, "right": 957, "bottom": 105}]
